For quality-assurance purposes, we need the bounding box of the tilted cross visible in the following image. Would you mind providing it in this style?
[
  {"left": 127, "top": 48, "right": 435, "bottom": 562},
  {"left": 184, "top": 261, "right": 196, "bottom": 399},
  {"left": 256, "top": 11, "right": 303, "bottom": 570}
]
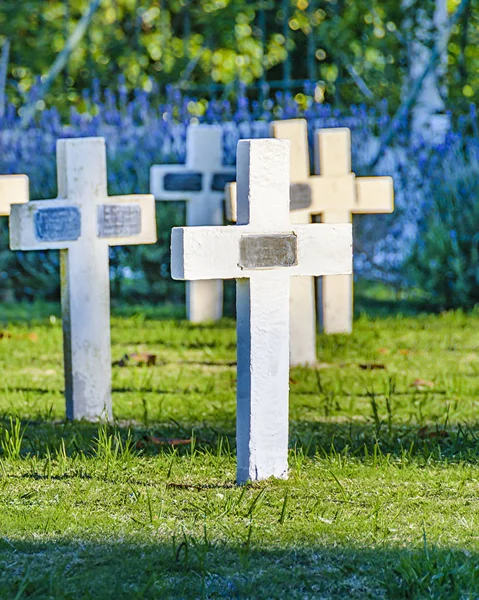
[
  {"left": 226, "top": 119, "right": 394, "bottom": 340},
  {"left": 0, "top": 175, "right": 29, "bottom": 216},
  {"left": 151, "top": 125, "right": 236, "bottom": 323},
  {"left": 171, "top": 138, "right": 352, "bottom": 484},
  {"left": 10, "top": 137, "right": 157, "bottom": 421}
]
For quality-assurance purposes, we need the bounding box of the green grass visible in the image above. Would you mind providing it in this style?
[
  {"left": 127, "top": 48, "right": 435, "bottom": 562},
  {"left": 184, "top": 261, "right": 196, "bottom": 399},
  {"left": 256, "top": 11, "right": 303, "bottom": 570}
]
[{"left": 1, "top": 302, "right": 479, "bottom": 598}]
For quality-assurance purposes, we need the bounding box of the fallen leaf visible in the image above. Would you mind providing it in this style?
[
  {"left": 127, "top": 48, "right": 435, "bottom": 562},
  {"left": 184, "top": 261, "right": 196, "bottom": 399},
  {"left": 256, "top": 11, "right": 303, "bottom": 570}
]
[
  {"left": 28, "top": 332, "right": 39, "bottom": 342},
  {"left": 399, "top": 349, "right": 411, "bottom": 356},
  {"left": 418, "top": 426, "right": 449, "bottom": 440},
  {"left": 130, "top": 352, "right": 157, "bottom": 366},
  {"left": 136, "top": 435, "right": 192, "bottom": 449},
  {"left": 113, "top": 352, "right": 157, "bottom": 368},
  {"left": 378, "top": 348, "right": 390, "bottom": 355},
  {"left": 359, "top": 363, "right": 386, "bottom": 370},
  {"left": 410, "top": 379, "right": 434, "bottom": 389}
]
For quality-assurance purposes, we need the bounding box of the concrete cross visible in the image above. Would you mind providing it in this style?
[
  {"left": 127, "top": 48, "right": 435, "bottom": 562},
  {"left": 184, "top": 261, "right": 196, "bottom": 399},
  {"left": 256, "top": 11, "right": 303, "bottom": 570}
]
[
  {"left": 0, "top": 175, "right": 29, "bottom": 216},
  {"left": 171, "top": 138, "right": 352, "bottom": 484},
  {"left": 151, "top": 124, "right": 236, "bottom": 323},
  {"left": 10, "top": 137, "right": 157, "bottom": 421},
  {"left": 226, "top": 119, "right": 394, "bottom": 340}
]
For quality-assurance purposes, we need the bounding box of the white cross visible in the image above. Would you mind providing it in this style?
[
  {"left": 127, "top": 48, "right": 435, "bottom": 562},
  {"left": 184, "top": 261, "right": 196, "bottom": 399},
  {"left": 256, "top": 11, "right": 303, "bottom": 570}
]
[
  {"left": 0, "top": 175, "right": 29, "bottom": 216},
  {"left": 226, "top": 119, "right": 394, "bottom": 343},
  {"left": 10, "top": 137, "right": 157, "bottom": 421},
  {"left": 171, "top": 138, "right": 352, "bottom": 484},
  {"left": 150, "top": 124, "right": 235, "bottom": 323}
]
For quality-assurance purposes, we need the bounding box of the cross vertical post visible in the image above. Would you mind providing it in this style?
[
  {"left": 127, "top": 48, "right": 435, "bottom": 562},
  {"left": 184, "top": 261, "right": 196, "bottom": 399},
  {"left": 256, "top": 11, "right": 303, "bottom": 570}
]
[
  {"left": 150, "top": 124, "right": 235, "bottom": 323},
  {"left": 10, "top": 137, "right": 157, "bottom": 420},
  {"left": 270, "top": 120, "right": 317, "bottom": 366},
  {"left": 314, "top": 128, "right": 393, "bottom": 333}
]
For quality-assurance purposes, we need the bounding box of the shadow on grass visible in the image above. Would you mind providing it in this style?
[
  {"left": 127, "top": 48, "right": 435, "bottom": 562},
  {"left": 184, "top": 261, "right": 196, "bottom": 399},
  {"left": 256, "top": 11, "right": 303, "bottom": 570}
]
[
  {"left": 0, "top": 538, "right": 477, "bottom": 599},
  {"left": 2, "top": 416, "right": 479, "bottom": 466}
]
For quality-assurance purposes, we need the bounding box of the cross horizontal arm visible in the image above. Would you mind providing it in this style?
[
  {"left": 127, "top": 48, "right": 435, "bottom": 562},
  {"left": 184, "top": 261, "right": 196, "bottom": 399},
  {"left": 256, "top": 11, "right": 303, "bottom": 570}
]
[
  {"left": 171, "top": 223, "right": 352, "bottom": 281},
  {"left": 102, "top": 194, "right": 157, "bottom": 246},
  {"left": 0, "top": 175, "right": 29, "bottom": 216},
  {"left": 354, "top": 176, "right": 394, "bottom": 214},
  {"left": 150, "top": 164, "right": 202, "bottom": 201},
  {"left": 10, "top": 199, "right": 81, "bottom": 250}
]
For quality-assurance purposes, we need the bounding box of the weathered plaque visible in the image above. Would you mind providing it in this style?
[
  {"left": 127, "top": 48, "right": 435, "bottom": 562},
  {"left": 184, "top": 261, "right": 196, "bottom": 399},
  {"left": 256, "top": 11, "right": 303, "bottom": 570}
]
[
  {"left": 34, "top": 206, "right": 81, "bottom": 242},
  {"left": 164, "top": 172, "right": 203, "bottom": 192},
  {"left": 98, "top": 204, "right": 141, "bottom": 238},
  {"left": 239, "top": 234, "right": 298, "bottom": 270},
  {"left": 211, "top": 172, "right": 236, "bottom": 192},
  {"left": 290, "top": 183, "right": 312, "bottom": 210}
]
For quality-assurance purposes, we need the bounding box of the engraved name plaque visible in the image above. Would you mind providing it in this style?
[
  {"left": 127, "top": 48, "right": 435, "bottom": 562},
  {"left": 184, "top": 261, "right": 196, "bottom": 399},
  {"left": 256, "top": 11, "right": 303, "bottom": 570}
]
[
  {"left": 98, "top": 204, "right": 141, "bottom": 238},
  {"left": 34, "top": 206, "right": 81, "bottom": 242},
  {"left": 164, "top": 172, "right": 203, "bottom": 192},
  {"left": 239, "top": 234, "right": 298, "bottom": 270},
  {"left": 211, "top": 172, "right": 236, "bottom": 192},
  {"left": 290, "top": 183, "right": 312, "bottom": 210}
]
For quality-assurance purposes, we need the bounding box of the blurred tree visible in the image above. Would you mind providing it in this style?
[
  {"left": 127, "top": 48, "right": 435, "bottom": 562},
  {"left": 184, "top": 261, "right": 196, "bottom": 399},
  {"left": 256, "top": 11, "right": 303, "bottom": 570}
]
[{"left": 0, "top": 0, "right": 477, "bottom": 116}]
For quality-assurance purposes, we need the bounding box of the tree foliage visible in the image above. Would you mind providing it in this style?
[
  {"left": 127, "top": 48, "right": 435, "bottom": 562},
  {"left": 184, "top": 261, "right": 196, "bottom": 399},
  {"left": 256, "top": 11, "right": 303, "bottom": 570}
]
[{"left": 0, "top": 0, "right": 478, "bottom": 116}]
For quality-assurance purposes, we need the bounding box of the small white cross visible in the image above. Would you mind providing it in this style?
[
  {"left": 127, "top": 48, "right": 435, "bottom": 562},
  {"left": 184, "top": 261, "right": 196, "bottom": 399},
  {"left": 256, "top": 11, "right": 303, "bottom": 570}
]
[
  {"left": 226, "top": 119, "right": 394, "bottom": 343},
  {"left": 10, "top": 137, "right": 157, "bottom": 421},
  {"left": 171, "top": 138, "right": 352, "bottom": 484},
  {"left": 0, "top": 175, "right": 29, "bottom": 216},
  {"left": 151, "top": 124, "right": 235, "bottom": 323}
]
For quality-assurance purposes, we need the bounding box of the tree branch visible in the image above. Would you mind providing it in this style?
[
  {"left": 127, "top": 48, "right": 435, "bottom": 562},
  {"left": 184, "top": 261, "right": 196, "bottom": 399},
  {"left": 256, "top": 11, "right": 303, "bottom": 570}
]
[
  {"left": 367, "top": 0, "right": 472, "bottom": 170},
  {"left": 20, "top": 0, "right": 101, "bottom": 128},
  {"left": 0, "top": 39, "right": 10, "bottom": 118}
]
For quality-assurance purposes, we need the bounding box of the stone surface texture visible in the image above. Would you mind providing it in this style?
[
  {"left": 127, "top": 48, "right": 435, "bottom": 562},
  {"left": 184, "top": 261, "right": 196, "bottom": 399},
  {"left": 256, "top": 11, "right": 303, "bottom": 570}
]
[
  {"left": 172, "top": 138, "right": 352, "bottom": 484},
  {"left": 10, "top": 137, "right": 156, "bottom": 421},
  {"left": 151, "top": 125, "right": 235, "bottom": 323}
]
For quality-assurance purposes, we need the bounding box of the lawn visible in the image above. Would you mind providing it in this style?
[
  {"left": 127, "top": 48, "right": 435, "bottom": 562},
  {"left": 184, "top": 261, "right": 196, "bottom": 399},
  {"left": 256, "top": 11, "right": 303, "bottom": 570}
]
[{"left": 1, "top": 299, "right": 479, "bottom": 598}]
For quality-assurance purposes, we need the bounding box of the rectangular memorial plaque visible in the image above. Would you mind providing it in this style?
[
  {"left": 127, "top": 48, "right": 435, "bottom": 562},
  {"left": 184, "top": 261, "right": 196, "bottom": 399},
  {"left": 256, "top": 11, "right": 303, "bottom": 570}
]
[
  {"left": 211, "top": 172, "right": 236, "bottom": 192},
  {"left": 290, "top": 183, "right": 312, "bottom": 210},
  {"left": 239, "top": 234, "right": 298, "bottom": 270},
  {"left": 164, "top": 172, "right": 203, "bottom": 192},
  {"left": 34, "top": 206, "right": 81, "bottom": 242},
  {"left": 98, "top": 204, "right": 142, "bottom": 238}
]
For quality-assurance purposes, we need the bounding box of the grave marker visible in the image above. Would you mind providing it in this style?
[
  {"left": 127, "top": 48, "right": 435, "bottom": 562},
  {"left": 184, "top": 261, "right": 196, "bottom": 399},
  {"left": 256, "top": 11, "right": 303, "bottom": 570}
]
[
  {"left": 226, "top": 120, "right": 394, "bottom": 340},
  {"left": 171, "top": 138, "right": 352, "bottom": 483},
  {"left": 10, "top": 137, "right": 157, "bottom": 421},
  {"left": 151, "top": 125, "right": 236, "bottom": 323}
]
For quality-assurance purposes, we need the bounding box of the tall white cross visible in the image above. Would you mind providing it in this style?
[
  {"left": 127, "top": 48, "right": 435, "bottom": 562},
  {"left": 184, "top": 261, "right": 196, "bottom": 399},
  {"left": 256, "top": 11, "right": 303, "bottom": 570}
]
[
  {"left": 0, "top": 175, "right": 29, "bottom": 216},
  {"left": 171, "top": 138, "right": 352, "bottom": 484},
  {"left": 226, "top": 119, "right": 394, "bottom": 342},
  {"left": 10, "top": 137, "right": 157, "bottom": 421},
  {"left": 151, "top": 124, "right": 236, "bottom": 323}
]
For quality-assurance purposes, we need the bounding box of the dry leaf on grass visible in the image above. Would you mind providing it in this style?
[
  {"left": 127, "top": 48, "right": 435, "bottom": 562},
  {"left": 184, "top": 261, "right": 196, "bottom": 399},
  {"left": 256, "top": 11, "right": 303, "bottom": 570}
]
[
  {"left": 359, "top": 363, "right": 386, "bottom": 370},
  {"left": 113, "top": 353, "right": 157, "bottom": 367},
  {"left": 136, "top": 435, "right": 192, "bottom": 449},
  {"left": 410, "top": 379, "right": 434, "bottom": 389},
  {"left": 418, "top": 426, "right": 449, "bottom": 439}
]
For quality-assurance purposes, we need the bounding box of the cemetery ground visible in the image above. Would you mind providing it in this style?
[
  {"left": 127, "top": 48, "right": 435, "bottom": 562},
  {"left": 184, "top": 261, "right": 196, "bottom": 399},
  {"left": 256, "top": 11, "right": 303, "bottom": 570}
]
[{"left": 1, "top": 292, "right": 479, "bottom": 598}]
